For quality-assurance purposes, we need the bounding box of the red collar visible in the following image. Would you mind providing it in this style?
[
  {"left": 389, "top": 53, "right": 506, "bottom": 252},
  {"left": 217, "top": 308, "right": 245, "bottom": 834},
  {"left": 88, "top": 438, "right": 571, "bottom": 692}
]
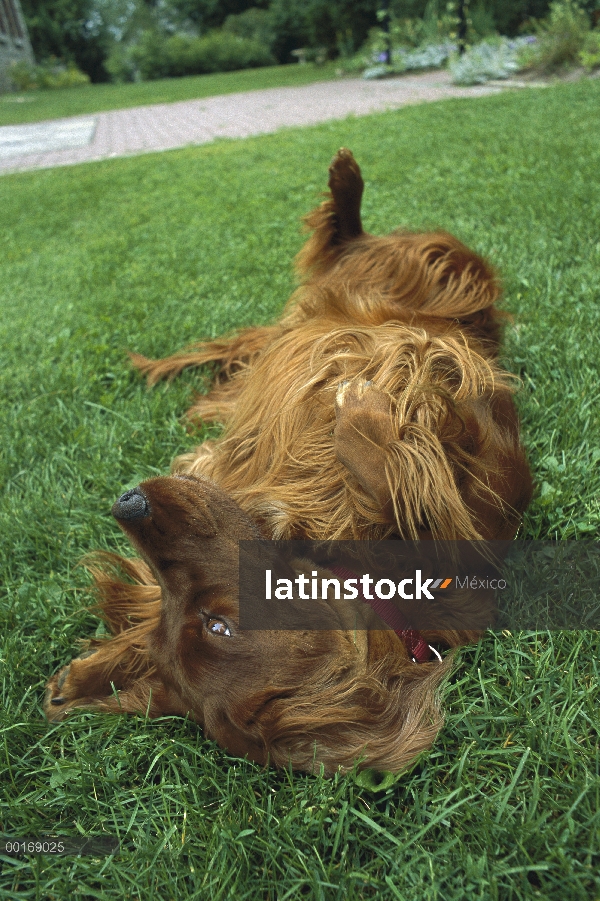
[{"left": 328, "top": 565, "right": 441, "bottom": 664}]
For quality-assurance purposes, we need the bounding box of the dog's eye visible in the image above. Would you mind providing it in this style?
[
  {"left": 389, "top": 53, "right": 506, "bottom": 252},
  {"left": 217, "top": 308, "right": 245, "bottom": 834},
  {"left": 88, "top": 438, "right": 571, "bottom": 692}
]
[{"left": 207, "top": 618, "right": 231, "bottom": 637}]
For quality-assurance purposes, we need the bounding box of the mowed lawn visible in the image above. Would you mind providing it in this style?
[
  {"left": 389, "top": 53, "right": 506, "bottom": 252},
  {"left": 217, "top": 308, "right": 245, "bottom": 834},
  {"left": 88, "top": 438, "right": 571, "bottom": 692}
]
[
  {"left": 1, "top": 79, "right": 599, "bottom": 899},
  {"left": 0, "top": 62, "right": 341, "bottom": 127}
]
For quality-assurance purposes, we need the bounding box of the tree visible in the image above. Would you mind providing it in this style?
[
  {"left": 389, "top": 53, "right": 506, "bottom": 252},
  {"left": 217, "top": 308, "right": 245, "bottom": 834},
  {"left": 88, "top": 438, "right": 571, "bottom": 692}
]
[
  {"left": 268, "top": 0, "right": 379, "bottom": 61},
  {"left": 304, "top": 0, "right": 380, "bottom": 56},
  {"left": 20, "top": 0, "right": 112, "bottom": 80},
  {"left": 160, "top": 0, "right": 268, "bottom": 34}
]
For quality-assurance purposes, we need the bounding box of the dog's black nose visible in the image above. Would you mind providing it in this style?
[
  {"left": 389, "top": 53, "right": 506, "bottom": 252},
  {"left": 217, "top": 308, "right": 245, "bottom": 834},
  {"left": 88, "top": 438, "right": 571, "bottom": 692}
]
[{"left": 112, "top": 487, "right": 149, "bottom": 521}]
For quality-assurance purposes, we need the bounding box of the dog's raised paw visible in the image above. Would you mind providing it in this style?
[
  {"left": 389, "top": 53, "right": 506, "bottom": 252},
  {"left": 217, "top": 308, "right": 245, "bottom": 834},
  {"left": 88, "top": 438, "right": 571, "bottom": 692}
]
[{"left": 335, "top": 379, "right": 392, "bottom": 418}]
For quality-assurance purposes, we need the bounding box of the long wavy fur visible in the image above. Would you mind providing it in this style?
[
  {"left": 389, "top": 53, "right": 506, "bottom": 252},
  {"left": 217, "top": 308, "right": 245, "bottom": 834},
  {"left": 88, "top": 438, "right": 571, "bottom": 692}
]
[{"left": 45, "top": 150, "right": 532, "bottom": 774}]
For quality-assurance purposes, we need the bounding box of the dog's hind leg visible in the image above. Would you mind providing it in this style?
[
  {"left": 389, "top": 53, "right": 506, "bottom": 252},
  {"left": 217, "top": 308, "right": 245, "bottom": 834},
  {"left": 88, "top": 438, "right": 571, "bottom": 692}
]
[
  {"left": 130, "top": 325, "right": 277, "bottom": 387},
  {"left": 327, "top": 147, "right": 364, "bottom": 242},
  {"left": 295, "top": 149, "right": 365, "bottom": 277},
  {"left": 131, "top": 150, "right": 363, "bottom": 386}
]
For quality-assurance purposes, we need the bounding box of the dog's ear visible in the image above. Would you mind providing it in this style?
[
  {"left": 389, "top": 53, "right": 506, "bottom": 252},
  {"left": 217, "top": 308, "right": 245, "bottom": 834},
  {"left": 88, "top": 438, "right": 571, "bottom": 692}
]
[
  {"left": 208, "top": 655, "right": 454, "bottom": 774},
  {"left": 203, "top": 696, "right": 272, "bottom": 765}
]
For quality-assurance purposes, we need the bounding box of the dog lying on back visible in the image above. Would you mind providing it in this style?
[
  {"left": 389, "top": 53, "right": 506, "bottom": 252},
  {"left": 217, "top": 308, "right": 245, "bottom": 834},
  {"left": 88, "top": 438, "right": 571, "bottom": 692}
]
[{"left": 45, "top": 150, "right": 532, "bottom": 774}]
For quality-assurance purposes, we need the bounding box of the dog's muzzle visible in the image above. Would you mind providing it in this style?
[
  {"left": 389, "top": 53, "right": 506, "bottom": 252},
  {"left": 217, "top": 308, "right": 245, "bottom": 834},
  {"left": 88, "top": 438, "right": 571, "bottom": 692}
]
[{"left": 112, "top": 487, "right": 149, "bottom": 521}]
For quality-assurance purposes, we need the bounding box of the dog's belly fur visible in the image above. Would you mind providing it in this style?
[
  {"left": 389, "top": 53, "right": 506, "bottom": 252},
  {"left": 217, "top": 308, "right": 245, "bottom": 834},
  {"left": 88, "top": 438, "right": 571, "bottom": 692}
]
[
  {"left": 176, "top": 326, "right": 357, "bottom": 541},
  {"left": 173, "top": 314, "right": 513, "bottom": 541}
]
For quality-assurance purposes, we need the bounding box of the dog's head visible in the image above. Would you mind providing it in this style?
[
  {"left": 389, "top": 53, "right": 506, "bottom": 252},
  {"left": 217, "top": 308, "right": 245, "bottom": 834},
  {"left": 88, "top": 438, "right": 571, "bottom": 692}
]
[{"left": 112, "top": 475, "right": 449, "bottom": 774}]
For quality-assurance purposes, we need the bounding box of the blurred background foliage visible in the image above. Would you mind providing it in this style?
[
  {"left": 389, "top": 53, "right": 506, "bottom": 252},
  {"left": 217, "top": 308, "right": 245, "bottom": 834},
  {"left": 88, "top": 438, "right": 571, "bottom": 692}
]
[{"left": 14, "top": 0, "right": 600, "bottom": 84}]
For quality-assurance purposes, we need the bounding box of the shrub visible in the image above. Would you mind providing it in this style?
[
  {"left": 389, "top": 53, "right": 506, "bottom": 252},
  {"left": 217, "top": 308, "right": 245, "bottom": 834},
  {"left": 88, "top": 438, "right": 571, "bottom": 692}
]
[
  {"left": 518, "top": 0, "right": 591, "bottom": 73},
  {"left": 175, "top": 31, "right": 275, "bottom": 75},
  {"left": 377, "top": 0, "right": 456, "bottom": 51},
  {"left": 9, "top": 59, "right": 90, "bottom": 91},
  {"left": 388, "top": 0, "right": 556, "bottom": 38},
  {"left": 19, "top": 0, "right": 112, "bottom": 83},
  {"left": 469, "top": 1, "right": 498, "bottom": 39},
  {"left": 382, "top": 0, "right": 497, "bottom": 49},
  {"left": 105, "top": 43, "right": 140, "bottom": 84},
  {"left": 42, "top": 64, "right": 90, "bottom": 89},
  {"left": 119, "top": 29, "right": 275, "bottom": 82},
  {"left": 258, "top": 0, "right": 310, "bottom": 63},
  {"left": 579, "top": 28, "right": 600, "bottom": 69},
  {"left": 129, "top": 30, "right": 171, "bottom": 81},
  {"left": 267, "top": 0, "right": 377, "bottom": 62},
  {"left": 161, "top": 33, "right": 207, "bottom": 78},
  {"left": 395, "top": 40, "right": 456, "bottom": 69},
  {"left": 342, "top": 0, "right": 456, "bottom": 78},
  {"left": 9, "top": 61, "right": 38, "bottom": 92},
  {"left": 361, "top": 41, "right": 456, "bottom": 78},
  {"left": 222, "top": 8, "right": 276, "bottom": 51}
]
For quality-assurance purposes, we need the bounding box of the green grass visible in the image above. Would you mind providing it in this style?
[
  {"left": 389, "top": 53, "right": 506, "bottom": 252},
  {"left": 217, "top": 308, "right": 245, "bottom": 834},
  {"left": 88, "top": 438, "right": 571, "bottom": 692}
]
[
  {"left": 1, "top": 80, "right": 599, "bottom": 899},
  {"left": 0, "top": 62, "right": 341, "bottom": 127}
]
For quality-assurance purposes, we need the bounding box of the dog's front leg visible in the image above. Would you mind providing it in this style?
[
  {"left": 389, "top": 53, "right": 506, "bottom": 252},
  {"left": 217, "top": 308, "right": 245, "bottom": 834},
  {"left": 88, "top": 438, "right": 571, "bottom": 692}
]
[
  {"left": 334, "top": 379, "right": 396, "bottom": 521},
  {"left": 334, "top": 380, "right": 505, "bottom": 541},
  {"left": 44, "top": 646, "right": 186, "bottom": 722}
]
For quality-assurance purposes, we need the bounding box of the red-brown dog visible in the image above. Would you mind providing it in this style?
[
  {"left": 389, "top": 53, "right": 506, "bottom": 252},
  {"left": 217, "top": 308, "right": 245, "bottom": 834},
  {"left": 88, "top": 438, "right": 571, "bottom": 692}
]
[{"left": 45, "top": 150, "right": 532, "bottom": 774}]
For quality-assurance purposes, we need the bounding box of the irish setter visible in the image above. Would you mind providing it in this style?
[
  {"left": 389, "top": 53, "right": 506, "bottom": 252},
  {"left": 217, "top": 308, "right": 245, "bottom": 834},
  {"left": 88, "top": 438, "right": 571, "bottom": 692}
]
[{"left": 44, "top": 149, "right": 532, "bottom": 774}]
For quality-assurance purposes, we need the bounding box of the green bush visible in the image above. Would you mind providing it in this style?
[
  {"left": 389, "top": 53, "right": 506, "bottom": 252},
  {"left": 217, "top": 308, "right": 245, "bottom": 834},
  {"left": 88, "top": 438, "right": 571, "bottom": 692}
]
[
  {"left": 450, "top": 36, "right": 530, "bottom": 85},
  {"left": 266, "top": 0, "right": 378, "bottom": 62},
  {"left": 168, "top": 31, "right": 275, "bottom": 76},
  {"left": 104, "top": 42, "right": 140, "bottom": 84},
  {"left": 385, "top": 0, "right": 456, "bottom": 48},
  {"left": 387, "top": 0, "right": 554, "bottom": 38},
  {"left": 129, "top": 29, "right": 172, "bottom": 81},
  {"left": 9, "top": 61, "right": 38, "bottom": 91},
  {"left": 468, "top": 1, "right": 498, "bottom": 39},
  {"left": 19, "top": 0, "right": 112, "bottom": 83},
  {"left": 579, "top": 28, "right": 600, "bottom": 68},
  {"left": 518, "top": 0, "right": 591, "bottom": 73},
  {"left": 338, "top": 0, "right": 459, "bottom": 78},
  {"left": 222, "top": 8, "right": 276, "bottom": 51},
  {"left": 109, "top": 29, "right": 275, "bottom": 82},
  {"left": 267, "top": 0, "right": 312, "bottom": 62},
  {"left": 343, "top": 0, "right": 498, "bottom": 78},
  {"left": 9, "top": 59, "right": 90, "bottom": 91}
]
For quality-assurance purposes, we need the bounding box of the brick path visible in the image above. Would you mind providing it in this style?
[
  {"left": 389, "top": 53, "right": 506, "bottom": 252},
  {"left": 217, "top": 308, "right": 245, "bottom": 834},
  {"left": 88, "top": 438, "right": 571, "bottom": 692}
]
[{"left": 0, "top": 70, "right": 527, "bottom": 175}]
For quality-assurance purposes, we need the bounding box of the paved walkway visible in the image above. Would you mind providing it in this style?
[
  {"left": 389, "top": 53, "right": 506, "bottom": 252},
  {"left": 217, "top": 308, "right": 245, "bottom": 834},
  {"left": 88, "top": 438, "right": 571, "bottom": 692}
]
[{"left": 0, "top": 70, "right": 532, "bottom": 175}]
